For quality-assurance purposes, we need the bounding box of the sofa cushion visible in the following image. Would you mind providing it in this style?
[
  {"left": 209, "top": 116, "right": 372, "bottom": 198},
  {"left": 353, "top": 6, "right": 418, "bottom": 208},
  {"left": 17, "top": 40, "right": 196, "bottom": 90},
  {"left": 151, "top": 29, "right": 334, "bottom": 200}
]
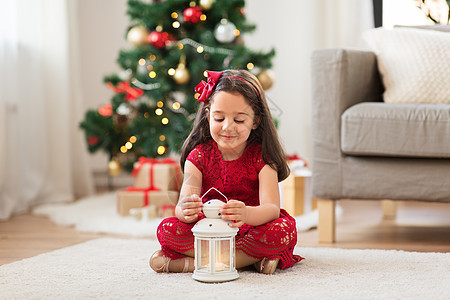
[
  {"left": 363, "top": 27, "right": 450, "bottom": 104},
  {"left": 341, "top": 102, "right": 450, "bottom": 158}
]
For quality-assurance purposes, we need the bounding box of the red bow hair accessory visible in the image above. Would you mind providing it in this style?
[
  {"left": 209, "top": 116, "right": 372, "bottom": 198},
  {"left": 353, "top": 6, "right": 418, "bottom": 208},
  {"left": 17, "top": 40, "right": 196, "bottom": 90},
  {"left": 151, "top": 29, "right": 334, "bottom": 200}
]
[{"left": 194, "top": 71, "right": 223, "bottom": 103}]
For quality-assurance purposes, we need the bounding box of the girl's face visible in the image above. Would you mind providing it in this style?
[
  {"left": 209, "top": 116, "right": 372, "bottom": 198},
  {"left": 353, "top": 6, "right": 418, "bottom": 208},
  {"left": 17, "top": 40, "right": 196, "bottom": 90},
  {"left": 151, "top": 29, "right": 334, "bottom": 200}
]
[{"left": 208, "top": 91, "right": 257, "bottom": 160}]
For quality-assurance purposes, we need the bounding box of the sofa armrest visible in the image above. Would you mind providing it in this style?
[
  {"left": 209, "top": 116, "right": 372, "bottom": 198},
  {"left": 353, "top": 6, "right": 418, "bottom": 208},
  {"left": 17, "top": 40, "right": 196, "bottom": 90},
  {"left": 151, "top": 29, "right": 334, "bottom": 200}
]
[{"left": 311, "top": 49, "right": 383, "bottom": 199}]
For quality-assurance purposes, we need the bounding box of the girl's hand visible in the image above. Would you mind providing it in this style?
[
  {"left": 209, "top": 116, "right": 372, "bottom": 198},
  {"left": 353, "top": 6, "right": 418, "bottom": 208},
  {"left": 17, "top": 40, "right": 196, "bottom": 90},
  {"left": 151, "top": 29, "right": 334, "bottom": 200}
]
[
  {"left": 220, "top": 200, "right": 247, "bottom": 228},
  {"left": 178, "top": 194, "right": 203, "bottom": 222}
]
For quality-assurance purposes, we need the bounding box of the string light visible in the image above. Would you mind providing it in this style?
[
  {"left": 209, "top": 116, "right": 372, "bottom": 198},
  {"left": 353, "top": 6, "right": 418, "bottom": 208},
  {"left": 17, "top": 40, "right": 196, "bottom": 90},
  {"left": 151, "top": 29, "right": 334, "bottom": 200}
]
[
  {"left": 234, "top": 29, "right": 240, "bottom": 37},
  {"left": 161, "top": 117, "right": 169, "bottom": 125},
  {"left": 159, "top": 135, "right": 166, "bottom": 141},
  {"left": 155, "top": 108, "right": 163, "bottom": 115},
  {"left": 172, "top": 102, "right": 181, "bottom": 110},
  {"left": 149, "top": 55, "right": 156, "bottom": 61},
  {"left": 129, "top": 136, "right": 137, "bottom": 143},
  {"left": 138, "top": 58, "right": 146, "bottom": 65},
  {"left": 149, "top": 71, "right": 156, "bottom": 78},
  {"left": 200, "top": 14, "right": 207, "bottom": 21},
  {"left": 168, "top": 68, "right": 176, "bottom": 76},
  {"left": 171, "top": 12, "right": 178, "bottom": 18},
  {"left": 120, "top": 146, "right": 128, "bottom": 153},
  {"left": 157, "top": 146, "right": 166, "bottom": 155},
  {"left": 172, "top": 21, "right": 180, "bottom": 28},
  {"left": 197, "top": 46, "right": 204, "bottom": 53},
  {"left": 125, "top": 142, "right": 133, "bottom": 149},
  {"left": 194, "top": 93, "right": 200, "bottom": 99},
  {"left": 144, "top": 112, "right": 150, "bottom": 118},
  {"left": 247, "top": 62, "right": 254, "bottom": 70},
  {"left": 157, "top": 101, "right": 164, "bottom": 107}
]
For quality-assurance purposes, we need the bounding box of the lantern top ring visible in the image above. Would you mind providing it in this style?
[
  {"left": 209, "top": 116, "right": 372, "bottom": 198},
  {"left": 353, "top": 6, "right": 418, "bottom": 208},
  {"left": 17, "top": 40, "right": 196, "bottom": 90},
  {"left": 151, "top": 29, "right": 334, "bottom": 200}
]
[{"left": 201, "top": 187, "right": 228, "bottom": 202}]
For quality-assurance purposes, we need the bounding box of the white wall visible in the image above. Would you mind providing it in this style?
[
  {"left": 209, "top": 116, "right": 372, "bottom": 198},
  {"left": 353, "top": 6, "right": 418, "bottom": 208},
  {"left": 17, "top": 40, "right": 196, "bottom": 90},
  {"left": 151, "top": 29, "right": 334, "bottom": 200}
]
[
  {"left": 77, "top": 0, "right": 373, "bottom": 173},
  {"left": 78, "top": 0, "right": 129, "bottom": 171}
]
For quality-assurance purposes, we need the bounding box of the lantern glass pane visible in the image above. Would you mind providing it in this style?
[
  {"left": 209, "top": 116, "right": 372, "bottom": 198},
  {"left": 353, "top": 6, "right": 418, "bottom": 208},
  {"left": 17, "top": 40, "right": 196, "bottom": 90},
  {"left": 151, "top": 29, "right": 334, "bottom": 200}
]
[
  {"left": 199, "top": 239, "right": 210, "bottom": 270},
  {"left": 215, "top": 239, "right": 231, "bottom": 271}
]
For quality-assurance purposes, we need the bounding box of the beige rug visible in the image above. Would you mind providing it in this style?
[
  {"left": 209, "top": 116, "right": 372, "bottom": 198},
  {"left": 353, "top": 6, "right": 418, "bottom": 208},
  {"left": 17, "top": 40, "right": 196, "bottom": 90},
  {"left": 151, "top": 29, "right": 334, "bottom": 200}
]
[{"left": 1, "top": 238, "right": 448, "bottom": 299}]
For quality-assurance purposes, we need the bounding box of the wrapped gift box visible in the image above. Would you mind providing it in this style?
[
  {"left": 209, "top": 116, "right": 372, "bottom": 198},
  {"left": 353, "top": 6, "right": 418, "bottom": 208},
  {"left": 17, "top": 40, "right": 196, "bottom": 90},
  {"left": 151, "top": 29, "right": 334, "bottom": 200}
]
[
  {"left": 117, "top": 188, "right": 179, "bottom": 216},
  {"left": 283, "top": 159, "right": 317, "bottom": 216},
  {"left": 132, "top": 157, "right": 183, "bottom": 191}
]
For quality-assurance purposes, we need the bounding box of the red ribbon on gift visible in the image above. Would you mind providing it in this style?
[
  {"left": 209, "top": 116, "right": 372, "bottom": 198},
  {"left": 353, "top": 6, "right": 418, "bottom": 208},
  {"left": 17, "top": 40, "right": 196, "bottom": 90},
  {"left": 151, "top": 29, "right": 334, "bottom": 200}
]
[
  {"left": 125, "top": 186, "right": 153, "bottom": 206},
  {"left": 107, "top": 81, "right": 144, "bottom": 101},
  {"left": 131, "top": 157, "right": 181, "bottom": 191},
  {"left": 160, "top": 204, "right": 176, "bottom": 217},
  {"left": 286, "top": 154, "right": 308, "bottom": 167}
]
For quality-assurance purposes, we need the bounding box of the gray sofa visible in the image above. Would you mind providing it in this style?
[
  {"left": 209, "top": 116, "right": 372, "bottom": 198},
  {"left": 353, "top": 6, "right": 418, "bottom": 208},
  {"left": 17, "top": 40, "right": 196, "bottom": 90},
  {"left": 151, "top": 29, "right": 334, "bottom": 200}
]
[{"left": 311, "top": 49, "right": 450, "bottom": 242}]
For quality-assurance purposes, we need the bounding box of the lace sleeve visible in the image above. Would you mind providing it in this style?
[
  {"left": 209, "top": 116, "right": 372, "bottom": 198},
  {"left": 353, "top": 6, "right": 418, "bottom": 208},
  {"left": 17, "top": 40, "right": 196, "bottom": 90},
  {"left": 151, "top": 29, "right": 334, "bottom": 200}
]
[
  {"left": 252, "top": 143, "right": 266, "bottom": 174},
  {"left": 186, "top": 145, "right": 204, "bottom": 172}
]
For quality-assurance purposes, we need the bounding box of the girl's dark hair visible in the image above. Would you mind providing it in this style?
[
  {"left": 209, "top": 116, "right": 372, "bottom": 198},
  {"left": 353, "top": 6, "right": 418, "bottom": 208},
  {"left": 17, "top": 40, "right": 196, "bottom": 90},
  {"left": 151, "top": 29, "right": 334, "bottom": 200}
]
[{"left": 180, "top": 70, "right": 290, "bottom": 182}]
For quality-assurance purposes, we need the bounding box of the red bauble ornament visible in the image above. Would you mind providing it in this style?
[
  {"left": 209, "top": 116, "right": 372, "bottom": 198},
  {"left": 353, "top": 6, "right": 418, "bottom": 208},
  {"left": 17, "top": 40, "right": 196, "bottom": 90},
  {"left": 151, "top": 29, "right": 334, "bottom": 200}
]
[
  {"left": 98, "top": 103, "right": 113, "bottom": 117},
  {"left": 148, "top": 31, "right": 171, "bottom": 49},
  {"left": 87, "top": 136, "right": 100, "bottom": 146},
  {"left": 183, "top": 6, "right": 203, "bottom": 23}
]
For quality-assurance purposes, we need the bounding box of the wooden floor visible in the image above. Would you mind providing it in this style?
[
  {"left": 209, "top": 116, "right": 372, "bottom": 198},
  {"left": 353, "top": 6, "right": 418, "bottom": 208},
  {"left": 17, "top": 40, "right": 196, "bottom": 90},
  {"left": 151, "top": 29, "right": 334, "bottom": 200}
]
[{"left": 1, "top": 199, "right": 449, "bottom": 265}]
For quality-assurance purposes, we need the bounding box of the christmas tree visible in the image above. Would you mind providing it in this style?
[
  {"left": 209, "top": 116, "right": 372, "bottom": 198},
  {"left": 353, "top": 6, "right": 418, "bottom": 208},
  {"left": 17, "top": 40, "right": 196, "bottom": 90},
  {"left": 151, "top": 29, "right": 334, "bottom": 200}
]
[{"left": 80, "top": 0, "right": 275, "bottom": 175}]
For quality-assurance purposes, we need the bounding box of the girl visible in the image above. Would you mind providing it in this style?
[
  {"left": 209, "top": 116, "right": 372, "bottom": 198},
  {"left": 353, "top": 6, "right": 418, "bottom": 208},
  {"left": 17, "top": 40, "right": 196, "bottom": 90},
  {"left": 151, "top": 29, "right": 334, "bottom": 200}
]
[{"left": 150, "top": 70, "right": 303, "bottom": 274}]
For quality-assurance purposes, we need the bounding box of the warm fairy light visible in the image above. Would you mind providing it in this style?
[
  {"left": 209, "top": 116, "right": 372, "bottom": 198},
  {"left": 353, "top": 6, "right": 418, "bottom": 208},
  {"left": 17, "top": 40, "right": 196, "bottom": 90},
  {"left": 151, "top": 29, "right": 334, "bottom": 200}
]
[
  {"left": 172, "top": 102, "right": 181, "bottom": 110},
  {"left": 161, "top": 117, "right": 169, "bottom": 124},
  {"left": 168, "top": 68, "right": 176, "bottom": 76},
  {"left": 200, "top": 14, "right": 207, "bottom": 21},
  {"left": 138, "top": 59, "right": 146, "bottom": 65},
  {"left": 178, "top": 43, "right": 184, "bottom": 50},
  {"left": 171, "top": 12, "right": 178, "bottom": 18},
  {"left": 234, "top": 29, "right": 240, "bottom": 36},
  {"left": 247, "top": 63, "right": 254, "bottom": 70},
  {"left": 149, "top": 55, "right": 156, "bottom": 61},
  {"left": 147, "top": 65, "right": 153, "bottom": 71},
  {"left": 203, "top": 71, "right": 208, "bottom": 77},
  {"left": 194, "top": 93, "right": 200, "bottom": 99},
  {"left": 144, "top": 112, "right": 150, "bottom": 118},
  {"left": 120, "top": 146, "right": 127, "bottom": 153},
  {"left": 172, "top": 21, "right": 180, "bottom": 28},
  {"left": 149, "top": 71, "right": 156, "bottom": 78},
  {"left": 129, "top": 136, "right": 137, "bottom": 143},
  {"left": 157, "top": 146, "right": 166, "bottom": 155},
  {"left": 189, "top": 1, "right": 196, "bottom": 7},
  {"left": 155, "top": 108, "right": 163, "bottom": 115},
  {"left": 157, "top": 101, "right": 164, "bottom": 107},
  {"left": 125, "top": 142, "right": 133, "bottom": 149},
  {"left": 159, "top": 135, "right": 166, "bottom": 141},
  {"left": 156, "top": 25, "right": 163, "bottom": 32},
  {"left": 197, "top": 46, "right": 204, "bottom": 53}
]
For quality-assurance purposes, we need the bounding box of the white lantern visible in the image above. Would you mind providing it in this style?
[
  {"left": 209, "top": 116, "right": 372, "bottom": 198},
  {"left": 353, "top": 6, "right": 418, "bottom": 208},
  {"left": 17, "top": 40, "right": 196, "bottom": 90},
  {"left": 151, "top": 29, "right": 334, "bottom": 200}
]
[{"left": 192, "top": 189, "right": 239, "bottom": 282}]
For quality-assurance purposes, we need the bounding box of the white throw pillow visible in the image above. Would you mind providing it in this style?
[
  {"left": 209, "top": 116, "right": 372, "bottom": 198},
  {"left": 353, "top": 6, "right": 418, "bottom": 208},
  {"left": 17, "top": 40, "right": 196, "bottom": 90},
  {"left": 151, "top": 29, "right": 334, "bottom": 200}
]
[{"left": 363, "top": 27, "right": 450, "bottom": 104}]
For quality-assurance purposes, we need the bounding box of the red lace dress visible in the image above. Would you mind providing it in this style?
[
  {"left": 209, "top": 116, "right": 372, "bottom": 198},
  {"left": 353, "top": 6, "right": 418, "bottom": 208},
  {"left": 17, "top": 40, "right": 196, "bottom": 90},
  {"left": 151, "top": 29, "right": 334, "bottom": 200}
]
[{"left": 156, "top": 139, "right": 303, "bottom": 270}]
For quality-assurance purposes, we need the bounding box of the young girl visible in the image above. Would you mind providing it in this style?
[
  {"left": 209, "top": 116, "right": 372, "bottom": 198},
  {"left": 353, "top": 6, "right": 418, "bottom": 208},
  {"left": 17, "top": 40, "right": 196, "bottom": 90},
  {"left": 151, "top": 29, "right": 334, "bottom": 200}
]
[{"left": 150, "top": 70, "right": 303, "bottom": 274}]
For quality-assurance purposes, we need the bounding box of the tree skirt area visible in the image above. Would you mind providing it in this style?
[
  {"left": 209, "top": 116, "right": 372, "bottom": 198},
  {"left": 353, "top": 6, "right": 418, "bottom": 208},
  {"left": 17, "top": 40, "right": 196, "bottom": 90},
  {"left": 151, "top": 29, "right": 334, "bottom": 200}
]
[
  {"left": 32, "top": 192, "right": 342, "bottom": 237},
  {"left": 1, "top": 238, "right": 448, "bottom": 299}
]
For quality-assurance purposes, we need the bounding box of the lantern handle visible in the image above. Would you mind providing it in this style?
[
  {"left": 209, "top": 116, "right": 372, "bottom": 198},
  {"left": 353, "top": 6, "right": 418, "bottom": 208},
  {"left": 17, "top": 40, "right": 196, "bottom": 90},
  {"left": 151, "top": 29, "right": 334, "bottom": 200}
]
[{"left": 200, "top": 187, "right": 228, "bottom": 202}]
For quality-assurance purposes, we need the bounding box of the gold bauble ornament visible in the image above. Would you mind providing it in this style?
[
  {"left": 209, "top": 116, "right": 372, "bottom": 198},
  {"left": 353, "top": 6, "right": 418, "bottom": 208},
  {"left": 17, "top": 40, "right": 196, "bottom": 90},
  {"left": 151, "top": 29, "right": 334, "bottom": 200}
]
[
  {"left": 127, "top": 26, "right": 149, "bottom": 47},
  {"left": 199, "top": 0, "right": 215, "bottom": 10},
  {"left": 108, "top": 159, "right": 122, "bottom": 176},
  {"left": 258, "top": 69, "right": 275, "bottom": 90},
  {"left": 173, "top": 55, "right": 191, "bottom": 84},
  {"left": 173, "top": 63, "right": 191, "bottom": 84}
]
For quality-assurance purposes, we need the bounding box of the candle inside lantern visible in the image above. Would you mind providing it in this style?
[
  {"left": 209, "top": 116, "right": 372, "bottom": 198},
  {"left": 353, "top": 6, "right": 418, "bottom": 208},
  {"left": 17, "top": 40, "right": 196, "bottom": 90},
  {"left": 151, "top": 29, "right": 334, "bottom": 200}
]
[{"left": 192, "top": 199, "right": 239, "bottom": 282}]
